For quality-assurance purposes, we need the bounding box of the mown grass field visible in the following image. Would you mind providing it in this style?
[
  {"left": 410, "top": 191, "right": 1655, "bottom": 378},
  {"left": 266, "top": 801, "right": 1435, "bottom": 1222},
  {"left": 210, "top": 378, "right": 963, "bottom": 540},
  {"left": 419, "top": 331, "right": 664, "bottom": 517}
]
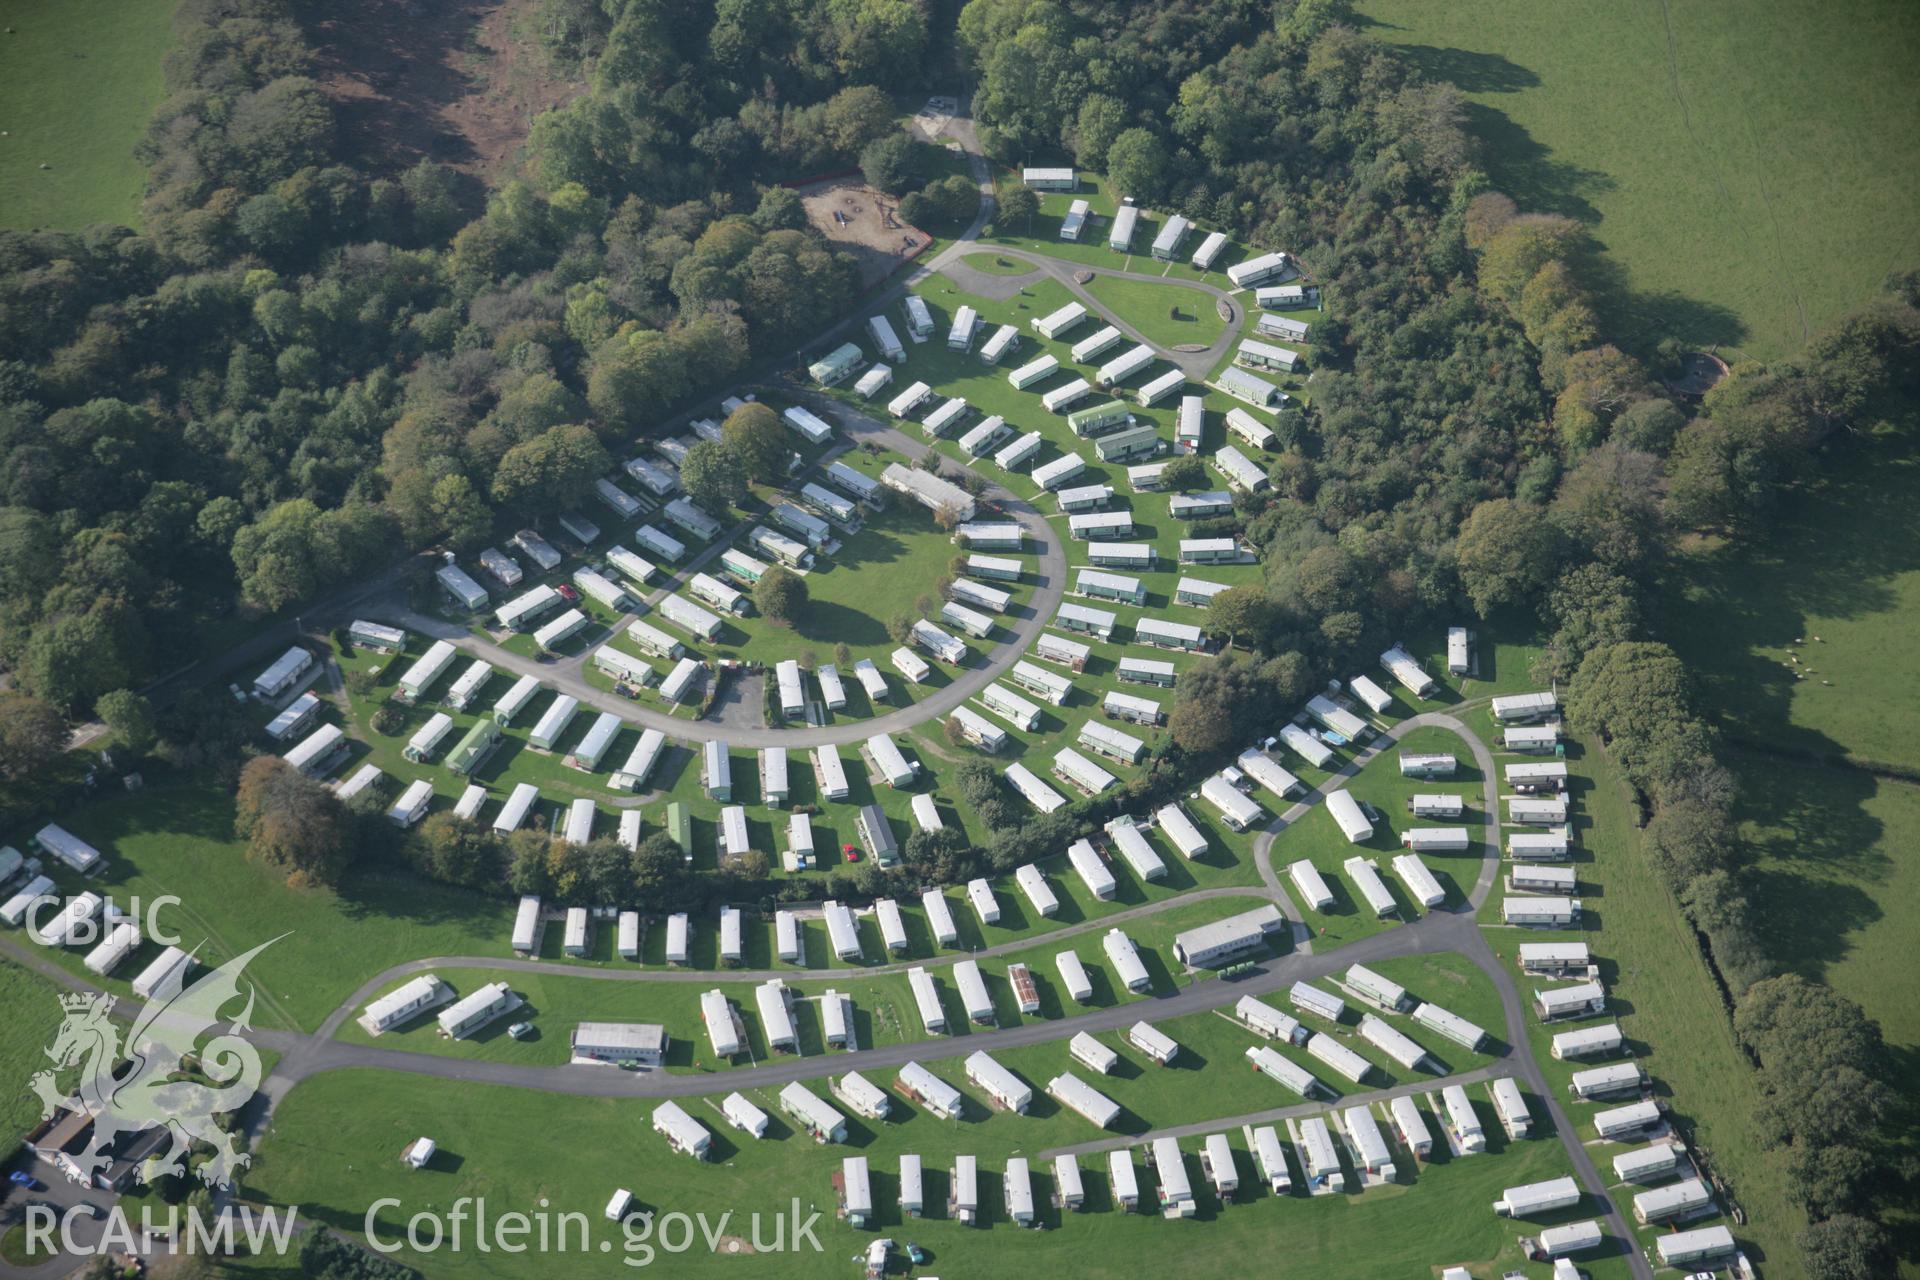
[
  {"left": 0, "top": 959, "right": 71, "bottom": 1146},
  {"left": 1357, "top": 0, "right": 1920, "bottom": 360},
  {"left": 239, "top": 1037, "right": 1623, "bottom": 1280},
  {"left": 0, "top": 0, "right": 170, "bottom": 230}
]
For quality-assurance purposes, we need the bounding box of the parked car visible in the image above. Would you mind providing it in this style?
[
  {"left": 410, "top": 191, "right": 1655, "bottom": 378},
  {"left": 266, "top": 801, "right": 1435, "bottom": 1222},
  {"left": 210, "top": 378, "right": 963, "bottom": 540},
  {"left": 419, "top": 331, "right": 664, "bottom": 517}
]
[
  {"left": 555, "top": 584, "right": 581, "bottom": 602},
  {"left": 8, "top": 1172, "right": 44, "bottom": 1191},
  {"left": 507, "top": 1022, "right": 535, "bottom": 1040}
]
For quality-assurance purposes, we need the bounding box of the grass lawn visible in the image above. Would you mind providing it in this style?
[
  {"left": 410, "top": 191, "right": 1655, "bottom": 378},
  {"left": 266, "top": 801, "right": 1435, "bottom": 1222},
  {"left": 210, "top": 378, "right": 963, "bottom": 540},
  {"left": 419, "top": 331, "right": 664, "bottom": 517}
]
[
  {"left": 242, "top": 1061, "right": 1624, "bottom": 1280},
  {"left": 960, "top": 251, "right": 1038, "bottom": 276},
  {"left": 14, "top": 776, "right": 513, "bottom": 1035},
  {"left": 982, "top": 169, "right": 1255, "bottom": 289},
  {"left": 1355, "top": 0, "right": 1920, "bottom": 359},
  {"left": 0, "top": 959, "right": 72, "bottom": 1144},
  {"left": 1083, "top": 274, "right": 1230, "bottom": 350},
  {"left": 0, "top": 0, "right": 170, "bottom": 230}
]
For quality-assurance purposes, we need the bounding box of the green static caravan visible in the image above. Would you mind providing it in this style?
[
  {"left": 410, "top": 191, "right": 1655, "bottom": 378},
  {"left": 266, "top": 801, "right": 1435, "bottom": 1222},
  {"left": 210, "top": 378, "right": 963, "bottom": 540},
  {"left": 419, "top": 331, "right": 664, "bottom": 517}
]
[
  {"left": 664, "top": 801, "right": 693, "bottom": 864},
  {"left": 1175, "top": 576, "right": 1232, "bottom": 607},
  {"left": 1068, "top": 510, "right": 1134, "bottom": 541},
  {"left": 1085, "top": 541, "right": 1156, "bottom": 571},
  {"left": 1137, "top": 368, "right": 1185, "bottom": 407},
  {"left": 1151, "top": 213, "right": 1191, "bottom": 261},
  {"left": 1008, "top": 354, "right": 1060, "bottom": 390},
  {"left": 959, "top": 415, "right": 1012, "bottom": 458},
  {"left": 1094, "top": 424, "right": 1165, "bottom": 464},
  {"left": 1235, "top": 339, "right": 1301, "bottom": 374},
  {"left": 1134, "top": 616, "right": 1208, "bottom": 653},
  {"left": 447, "top": 725, "right": 506, "bottom": 775},
  {"left": 1169, "top": 490, "right": 1235, "bottom": 520},
  {"left": 625, "top": 618, "right": 685, "bottom": 661},
  {"left": 1117, "top": 656, "right": 1177, "bottom": 688},
  {"left": 1055, "top": 601, "right": 1117, "bottom": 639},
  {"left": 594, "top": 644, "right": 656, "bottom": 689},
  {"left": 808, "top": 341, "right": 864, "bottom": 387},
  {"left": 967, "top": 553, "right": 1023, "bottom": 582},
  {"left": 719, "top": 548, "right": 770, "bottom": 585},
  {"left": 1179, "top": 537, "right": 1243, "bottom": 564},
  {"left": 492, "top": 674, "right": 542, "bottom": 725},
  {"left": 1075, "top": 568, "right": 1146, "bottom": 605},
  {"left": 1067, "top": 399, "right": 1134, "bottom": 439},
  {"left": 1057, "top": 483, "right": 1115, "bottom": 513},
  {"left": 747, "top": 524, "right": 814, "bottom": 569},
  {"left": 1215, "top": 366, "right": 1284, "bottom": 410},
  {"left": 1225, "top": 408, "right": 1279, "bottom": 451}
]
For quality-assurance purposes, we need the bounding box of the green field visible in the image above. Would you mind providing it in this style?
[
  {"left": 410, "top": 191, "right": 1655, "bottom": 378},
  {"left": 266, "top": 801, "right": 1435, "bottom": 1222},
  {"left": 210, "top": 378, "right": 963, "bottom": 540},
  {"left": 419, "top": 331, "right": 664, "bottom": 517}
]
[
  {"left": 0, "top": 0, "right": 171, "bottom": 230},
  {"left": 238, "top": 1053, "right": 1623, "bottom": 1280},
  {"left": 0, "top": 959, "right": 72, "bottom": 1146},
  {"left": 1082, "top": 274, "right": 1230, "bottom": 350},
  {"left": 1357, "top": 0, "right": 1920, "bottom": 359},
  {"left": 1659, "top": 417, "right": 1920, "bottom": 1178}
]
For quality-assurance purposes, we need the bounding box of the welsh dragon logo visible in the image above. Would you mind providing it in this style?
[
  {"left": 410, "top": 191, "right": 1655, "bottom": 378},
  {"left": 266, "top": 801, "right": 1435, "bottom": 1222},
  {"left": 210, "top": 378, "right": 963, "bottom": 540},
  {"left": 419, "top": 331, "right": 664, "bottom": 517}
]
[{"left": 28, "top": 936, "right": 281, "bottom": 1190}]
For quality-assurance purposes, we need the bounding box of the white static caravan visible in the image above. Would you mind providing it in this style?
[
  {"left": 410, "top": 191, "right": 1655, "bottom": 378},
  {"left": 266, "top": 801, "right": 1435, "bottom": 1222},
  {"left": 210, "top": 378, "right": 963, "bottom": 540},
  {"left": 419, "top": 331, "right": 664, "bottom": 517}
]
[
  {"left": 996, "top": 429, "right": 1046, "bottom": 470},
  {"left": 336, "top": 765, "right": 385, "bottom": 805},
  {"left": 556, "top": 511, "right": 601, "bottom": 546},
  {"left": 688, "top": 572, "right": 746, "bottom": 616},
  {"left": 1410, "top": 793, "right": 1466, "bottom": 820},
  {"left": 387, "top": 778, "right": 435, "bottom": 829},
  {"left": 1413, "top": 1001, "right": 1489, "bottom": 1052},
  {"left": 1070, "top": 1031, "right": 1119, "bottom": 1075},
  {"left": 1305, "top": 1030, "right": 1373, "bottom": 1084},
  {"left": 1108, "top": 203, "right": 1139, "bottom": 252},
  {"left": 1152, "top": 1136, "right": 1197, "bottom": 1217},
  {"left": 1054, "top": 1153, "right": 1087, "bottom": 1211},
  {"left": 774, "top": 909, "right": 804, "bottom": 963},
  {"left": 1290, "top": 980, "right": 1346, "bottom": 1024},
  {"left": 615, "top": 910, "right": 640, "bottom": 960},
  {"left": 852, "top": 364, "right": 892, "bottom": 399},
  {"left": 1297, "top": 1113, "right": 1344, "bottom": 1197},
  {"left": 821, "top": 990, "right": 853, "bottom": 1048},
  {"left": 1344, "top": 1105, "right": 1396, "bottom": 1180},
  {"left": 252, "top": 644, "right": 315, "bottom": 700},
  {"left": 532, "top": 608, "right": 589, "bottom": 652},
  {"left": 1491, "top": 1076, "right": 1533, "bottom": 1140},
  {"left": 563, "top": 799, "right": 597, "bottom": 849},
  {"left": 1072, "top": 322, "right": 1125, "bottom": 364},
  {"left": 1200, "top": 774, "right": 1263, "bottom": 831},
  {"left": 1570, "top": 1063, "right": 1647, "bottom": 1101},
  {"left": 1255, "top": 311, "right": 1311, "bottom": 343},
  {"left": 1105, "top": 818, "right": 1167, "bottom": 881},
  {"left": 1345, "top": 962, "right": 1410, "bottom": 1010},
  {"left": 1151, "top": 212, "right": 1190, "bottom": 261},
  {"left": 873, "top": 897, "right": 909, "bottom": 955},
  {"left": 1105, "top": 688, "right": 1164, "bottom": 726},
  {"left": 403, "top": 713, "right": 455, "bottom": 763},
  {"left": 1279, "top": 723, "right": 1334, "bottom": 769},
  {"left": 966, "top": 877, "right": 1000, "bottom": 925},
  {"left": 1032, "top": 301, "right": 1087, "bottom": 339},
  {"left": 1227, "top": 251, "right": 1293, "bottom": 288},
  {"left": 811, "top": 744, "right": 850, "bottom": 801},
  {"left": 965, "top": 1050, "right": 1033, "bottom": 1113},
  {"left": 1443, "top": 1083, "right": 1486, "bottom": 1153},
  {"left": 1594, "top": 1100, "right": 1665, "bottom": 1141},
  {"left": 701, "top": 739, "right": 732, "bottom": 801},
  {"left": 1237, "top": 749, "right": 1301, "bottom": 801},
  {"left": 909, "top": 618, "right": 966, "bottom": 665},
  {"left": 1137, "top": 368, "right": 1185, "bottom": 407},
  {"left": 1251, "top": 1124, "right": 1293, "bottom": 1195},
  {"left": 980, "top": 323, "right": 1020, "bottom": 364},
  {"left": 1553, "top": 1023, "right": 1625, "bottom": 1061},
  {"left": 438, "top": 981, "right": 519, "bottom": 1040},
  {"left": 1212, "top": 444, "right": 1269, "bottom": 492},
  {"left": 815, "top": 663, "right": 848, "bottom": 711},
  {"left": 1492, "top": 690, "right": 1559, "bottom": 724},
  {"left": 1102, "top": 928, "right": 1150, "bottom": 992},
  {"left": 1055, "top": 950, "right": 1094, "bottom": 1004},
  {"left": 958, "top": 416, "right": 1012, "bottom": 458},
  {"left": 921, "top": 397, "right": 969, "bottom": 438},
  {"left": 1033, "top": 453, "right": 1088, "bottom": 492},
  {"left": 398, "top": 640, "right": 460, "bottom": 702},
  {"left": 700, "top": 989, "right": 742, "bottom": 1058},
  {"left": 84, "top": 922, "right": 141, "bottom": 977},
  {"left": 1034, "top": 631, "right": 1089, "bottom": 672},
  {"left": 947, "top": 305, "right": 978, "bottom": 351},
  {"left": 493, "top": 784, "right": 540, "bottom": 836},
  {"left": 656, "top": 593, "right": 723, "bottom": 642},
  {"left": 1614, "top": 1142, "right": 1685, "bottom": 1184},
  {"left": 1175, "top": 394, "right": 1205, "bottom": 454},
  {"left": 1392, "top": 853, "right": 1448, "bottom": 908},
  {"left": 654, "top": 1102, "right": 712, "bottom": 1161},
  {"left": 1506, "top": 724, "right": 1563, "bottom": 753},
  {"left": 1502, "top": 895, "right": 1582, "bottom": 927},
  {"left": 1155, "top": 802, "right": 1209, "bottom": 859},
  {"left": 717, "top": 804, "right": 751, "bottom": 860},
  {"left": 1014, "top": 862, "right": 1061, "bottom": 917},
  {"left": 659, "top": 657, "right": 703, "bottom": 704},
  {"left": 863, "top": 731, "right": 916, "bottom": 788},
  {"left": 948, "top": 706, "right": 1008, "bottom": 753},
  {"left": 1510, "top": 828, "right": 1574, "bottom": 861},
  {"left": 897, "top": 1062, "right": 964, "bottom": 1121},
  {"left": 1048, "top": 1073, "right": 1122, "bottom": 1130},
  {"left": 822, "top": 900, "right": 862, "bottom": 962},
  {"left": 941, "top": 598, "right": 996, "bottom": 639},
  {"left": 0, "top": 876, "right": 56, "bottom": 931},
  {"left": 1494, "top": 1176, "right": 1582, "bottom": 1220},
  {"left": 781, "top": 405, "right": 835, "bottom": 446},
  {"left": 633, "top": 522, "right": 688, "bottom": 563},
  {"left": 1507, "top": 795, "right": 1571, "bottom": 826},
  {"left": 1053, "top": 746, "right": 1116, "bottom": 796},
  {"left": 1358, "top": 1014, "right": 1432, "bottom": 1073},
  {"left": 780, "top": 1082, "right": 848, "bottom": 1144},
  {"left": 1216, "top": 366, "right": 1284, "bottom": 409},
  {"left": 568, "top": 712, "right": 622, "bottom": 773},
  {"left": 890, "top": 645, "right": 932, "bottom": 685},
  {"left": 951, "top": 1155, "right": 981, "bottom": 1225},
  {"left": 1174, "top": 576, "right": 1231, "bottom": 608},
  {"left": 1006, "top": 762, "right": 1066, "bottom": 814},
  {"left": 921, "top": 888, "right": 959, "bottom": 947},
  {"left": 1133, "top": 617, "right": 1205, "bottom": 653},
  {"left": 1191, "top": 228, "right": 1228, "bottom": 271},
  {"left": 560, "top": 905, "right": 591, "bottom": 955},
  {"left": 1289, "top": 858, "right": 1336, "bottom": 911},
  {"left": 283, "top": 723, "right": 348, "bottom": 778},
  {"left": 1002, "top": 1158, "right": 1037, "bottom": 1228},
  {"left": 1391, "top": 1094, "right": 1435, "bottom": 1161},
  {"left": 1512, "top": 864, "right": 1578, "bottom": 895},
  {"left": 1535, "top": 980, "right": 1607, "bottom": 1022},
  {"left": 1059, "top": 198, "right": 1091, "bottom": 241},
  {"left": 1237, "top": 995, "right": 1307, "bottom": 1045},
  {"left": 888, "top": 380, "right": 933, "bottom": 419},
  {"left": 133, "top": 946, "right": 194, "bottom": 1002},
  {"left": 1656, "top": 1226, "right": 1738, "bottom": 1269},
  {"left": 1098, "top": 343, "right": 1155, "bottom": 386},
  {"left": 1504, "top": 762, "right": 1570, "bottom": 794},
  {"left": 265, "top": 690, "right": 322, "bottom": 741},
  {"left": 1128, "top": 1020, "right": 1180, "bottom": 1066},
  {"left": 1345, "top": 857, "right": 1398, "bottom": 917},
  {"left": 1224, "top": 406, "right": 1278, "bottom": 451},
  {"left": 1380, "top": 644, "right": 1435, "bottom": 698},
  {"left": 833, "top": 1071, "right": 891, "bottom": 1122},
  {"left": 867, "top": 313, "right": 904, "bottom": 361},
  {"left": 851, "top": 658, "right": 889, "bottom": 704}
]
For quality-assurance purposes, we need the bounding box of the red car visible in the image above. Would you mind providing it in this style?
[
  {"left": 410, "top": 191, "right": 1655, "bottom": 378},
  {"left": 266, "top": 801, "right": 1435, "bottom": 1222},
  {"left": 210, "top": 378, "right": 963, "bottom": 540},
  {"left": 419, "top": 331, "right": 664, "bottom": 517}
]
[
  {"left": 555, "top": 583, "right": 581, "bottom": 602},
  {"left": 843, "top": 844, "right": 859, "bottom": 863}
]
